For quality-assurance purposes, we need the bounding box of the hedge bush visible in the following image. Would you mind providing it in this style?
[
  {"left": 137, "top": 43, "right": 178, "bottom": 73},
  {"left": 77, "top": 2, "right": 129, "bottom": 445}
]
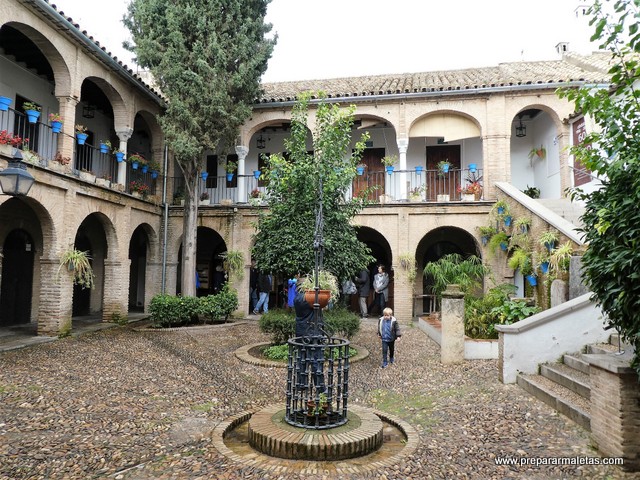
[
  {"left": 149, "top": 287, "right": 238, "bottom": 328},
  {"left": 323, "top": 307, "right": 360, "bottom": 339}
]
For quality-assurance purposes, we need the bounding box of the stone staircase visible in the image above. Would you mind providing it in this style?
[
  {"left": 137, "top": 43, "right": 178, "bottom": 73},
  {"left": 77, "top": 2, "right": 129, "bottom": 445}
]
[
  {"left": 536, "top": 198, "right": 586, "bottom": 230},
  {"left": 516, "top": 335, "right": 627, "bottom": 431}
]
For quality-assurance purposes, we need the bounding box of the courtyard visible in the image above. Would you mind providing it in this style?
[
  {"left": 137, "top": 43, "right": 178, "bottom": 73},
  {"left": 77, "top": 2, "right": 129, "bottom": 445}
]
[{"left": 0, "top": 319, "right": 633, "bottom": 479}]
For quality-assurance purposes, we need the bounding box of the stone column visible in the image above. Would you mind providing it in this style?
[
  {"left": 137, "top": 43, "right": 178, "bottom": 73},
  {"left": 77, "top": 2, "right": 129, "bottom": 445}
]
[
  {"left": 441, "top": 284, "right": 465, "bottom": 364},
  {"left": 235, "top": 145, "right": 249, "bottom": 203},
  {"left": 38, "top": 258, "right": 73, "bottom": 336},
  {"left": 55, "top": 96, "right": 79, "bottom": 160},
  {"left": 586, "top": 353, "right": 640, "bottom": 471},
  {"left": 397, "top": 138, "right": 409, "bottom": 201},
  {"left": 115, "top": 129, "right": 133, "bottom": 187},
  {"left": 102, "top": 260, "right": 130, "bottom": 322}
]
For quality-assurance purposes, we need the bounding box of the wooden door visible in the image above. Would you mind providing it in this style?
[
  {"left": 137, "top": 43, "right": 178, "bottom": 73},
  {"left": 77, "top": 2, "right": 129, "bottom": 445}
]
[
  {"left": 426, "top": 145, "right": 460, "bottom": 200},
  {"left": 353, "top": 148, "right": 385, "bottom": 201}
]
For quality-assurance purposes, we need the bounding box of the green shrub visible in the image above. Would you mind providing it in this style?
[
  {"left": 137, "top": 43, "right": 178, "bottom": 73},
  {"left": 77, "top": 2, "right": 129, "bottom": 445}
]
[
  {"left": 199, "top": 284, "right": 238, "bottom": 322},
  {"left": 259, "top": 309, "right": 295, "bottom": 344},
  {"left": 464, "top": 283, "right": 517, "bottom": 339},
  {"left": 323, "top": 307, "right": 361, "bottom": 339},
  {"left": 149, "top": 294, "right": 199, "bottom": 328}
]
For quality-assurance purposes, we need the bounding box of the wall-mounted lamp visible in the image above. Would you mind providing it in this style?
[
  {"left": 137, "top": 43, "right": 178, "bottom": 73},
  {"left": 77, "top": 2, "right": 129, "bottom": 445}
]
[
  {"left": 515, "top": 117, "right": 527, "bottom": 137},
  {"left": 82, "top": 104, "right": 95, "bottom": 119},
  {"left": 0, "top": 150, "right": 35, "bottom": 196},
  {"left": 256, "top": 134, "right": 266, "bottom": 149}
]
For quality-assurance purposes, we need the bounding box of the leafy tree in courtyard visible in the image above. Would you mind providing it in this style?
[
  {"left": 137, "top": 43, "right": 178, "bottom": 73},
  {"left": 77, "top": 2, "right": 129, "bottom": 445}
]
[
  {"left": 251, "top": 93, "right": 374, "bottom": 283},
  {"left": 124, "top": 0, "right": 276, "bottom": 296},
  {"left": 559, "top": 0, "right": 640, "bottom": 376}
]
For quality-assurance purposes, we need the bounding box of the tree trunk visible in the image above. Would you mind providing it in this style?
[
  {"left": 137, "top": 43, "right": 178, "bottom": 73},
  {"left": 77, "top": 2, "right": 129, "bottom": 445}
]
[{"left": 181, "top": 175, "right": 198, "bottom": 297}]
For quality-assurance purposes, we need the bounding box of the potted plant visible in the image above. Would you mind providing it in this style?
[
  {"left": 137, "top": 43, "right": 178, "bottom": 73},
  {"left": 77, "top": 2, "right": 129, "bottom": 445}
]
[
  {"left": 535, "top": 250, "right": 551, "bottom": 275},
  {"left": 522, "top": 185, "right": 540, "bottom": 199},
  {"left": 513, "top": 217, "right": 532, "bottom": 234},
  {"left": 225, "top": 159, "right": 238, "bottom": 181},
  {"left": 491, "top": 199, "right": 510, "bottom": 217},
  {"left": 381, "top": 154, "right": 397, "bottom": 174},
  {"left": 538, "top": 231, "right": 559, "bottom": 252},
  {"left": 79, "top": 168, "right": 96, "bottom": 183},
  {"left": 48, "top": 113, "right": 62, "bottom": 133},
  {"left": 149, "top": 160, "right": 161, "bottom": 178},
  {"left": 128, "top": 153, "right": 146, "bottom": 170},
  {"left": 356, "top": 163, "right": 366, "bottom": 175},
  {"left": 457, "top": 181, "right": 482, "bottom": 201},
  {"left": 99, "top": 140, "right": 112, "bottom": 154},
  {"left": 437, "top": 159, "right": 452, "bottom": 176},
  {"left": 220, "top": 249, "right": 245, "bottom": 282},
  {"left": 129, "top": 180, "right": 149, "bottom": 198},
  {"left": 0, "top": 130, "right": 25, "bottom": 155},
  {"left": 508, "top": 247, "right": 533, "bottom": 275},
  {"left": 478, "top": 225, "right": 497, "bottom": 246},
  {"left": 114, "top": 149, "right": 125, "bottom": 162},
  {"left": 298, "top": 270, "right": 339, "bottom": 308},
  {"left": 408, "top": 184, "right": 426, "bottom": 201},
  {"left": 488, "top": 231, "right": 510, "bottom": 256},
  {"left": 75, "top": 124, "right": 88, "bottom": 145},
  {"left": 0, "top": 96, "right": 12, "bottom": 111},
  {"left": 173, "top": 187, "right": 185, "bottom": 206},
  {"left": 528, "top": 145, "right": 546, "bottom": 165},
  {"left": 22, "top": 101, "right": 41, "bottom": 123},
  {"left": 199, "top": 191, "right": 210, "bottom": 205},
  {"left": 58, "top": 248, "right": 95, "bottom": 289},
  {"left": 548, "top": 241, "right": 573, "bottom": 274},
  {"left": 249, "top": 187, "right": 264, "bottom": 206}
]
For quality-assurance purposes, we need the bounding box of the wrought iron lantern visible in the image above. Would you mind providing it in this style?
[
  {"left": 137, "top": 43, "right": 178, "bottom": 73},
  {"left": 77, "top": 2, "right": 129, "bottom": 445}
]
[{"left": 0, "top": 150, "right": 35, "bottom": 196}]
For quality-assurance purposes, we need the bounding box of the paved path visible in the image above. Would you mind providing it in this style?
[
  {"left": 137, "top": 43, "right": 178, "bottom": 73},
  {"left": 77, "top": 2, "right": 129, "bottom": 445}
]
[{"left": 0, "top": 319, "right": 635, "bottom": 479}]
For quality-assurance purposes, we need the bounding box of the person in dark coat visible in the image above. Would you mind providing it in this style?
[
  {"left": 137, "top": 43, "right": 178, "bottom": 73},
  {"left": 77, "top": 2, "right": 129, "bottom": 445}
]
[
  {"left": 354, "top": 268, "right": 370, "bottom": 318},
  {"left": 252, "top": 272, "right": 272, "bottom": 314},
  {"left": 249, "top": 259, "right": 259, "bottom": 312}
]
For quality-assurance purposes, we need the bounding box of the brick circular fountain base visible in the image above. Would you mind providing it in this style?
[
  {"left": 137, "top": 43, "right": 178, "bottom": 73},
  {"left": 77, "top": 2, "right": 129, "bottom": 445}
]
[{"left": 248, "top": 404, "right": 383, "bottom": 460}]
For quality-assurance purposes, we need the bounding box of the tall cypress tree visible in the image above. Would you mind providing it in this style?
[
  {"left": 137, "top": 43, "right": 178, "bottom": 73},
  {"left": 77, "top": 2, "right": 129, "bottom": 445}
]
[{"left": 124, "top": 0, "right": 276, "bottom": 296}]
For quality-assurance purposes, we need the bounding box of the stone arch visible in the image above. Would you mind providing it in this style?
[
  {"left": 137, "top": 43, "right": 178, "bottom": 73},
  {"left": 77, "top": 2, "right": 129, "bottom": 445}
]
[
  {"left": 71, "top": 212, "right": 117, "bottom": 316},
  {"left": 510, "top": 105, "right": 566, "bottom": 198},
  {"left": 1, "top": 21, "right": 72, "bottom": 97},
  {"left": 128, "top": 222, "right": 158, "bottom": 312},
  {"left": 415, "top": 226, "right": 481, "bottom": 314},
  {"left": 175, "top": 226, "right": 227, "bottom": 296},
  {"left": 409, "top": 109, "right": 482, "bottom": 141},
  {"left": 354, "top": 226, "right": 393, "bottom": 313}
]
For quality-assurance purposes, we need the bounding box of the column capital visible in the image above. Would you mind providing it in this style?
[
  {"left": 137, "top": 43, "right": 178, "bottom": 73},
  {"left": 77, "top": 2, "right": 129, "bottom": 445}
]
[
  {"left": 116, "top": 129, "right": 134, "bottom": 142},
  {"left": 235, "top": 145, "right": 249, "bottom": 160},
  {"left": 397, "top": 138, "right": 409, "bottom": 153}
]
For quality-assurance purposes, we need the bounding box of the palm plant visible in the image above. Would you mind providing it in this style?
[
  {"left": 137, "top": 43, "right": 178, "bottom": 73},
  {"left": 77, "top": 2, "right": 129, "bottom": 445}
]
[{"left": 423, "top": 253, "right": 487, "bottom": 300}]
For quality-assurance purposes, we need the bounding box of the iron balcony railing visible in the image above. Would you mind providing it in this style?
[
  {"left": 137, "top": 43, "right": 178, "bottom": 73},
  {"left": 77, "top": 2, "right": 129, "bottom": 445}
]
[
  {"left": 172, "top": 168, "right": 485, "bottom": 206},
  {"left": 0, "top": 106, "right": 157, "bottom": 197}
]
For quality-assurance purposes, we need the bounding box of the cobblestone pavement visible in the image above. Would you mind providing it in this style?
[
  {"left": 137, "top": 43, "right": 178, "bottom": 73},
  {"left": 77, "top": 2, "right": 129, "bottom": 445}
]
[{"left": 0, "top": 320, "right": 636, "bottom": 480}]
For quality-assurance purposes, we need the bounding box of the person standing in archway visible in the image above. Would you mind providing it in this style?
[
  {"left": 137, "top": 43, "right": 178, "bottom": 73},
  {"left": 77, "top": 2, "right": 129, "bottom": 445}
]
[
  {"left": 368, "top": 265, "right": 389, "bottom": 316},
  {"left": 354, "top": 268, "right": 370, "bottom": 319}
]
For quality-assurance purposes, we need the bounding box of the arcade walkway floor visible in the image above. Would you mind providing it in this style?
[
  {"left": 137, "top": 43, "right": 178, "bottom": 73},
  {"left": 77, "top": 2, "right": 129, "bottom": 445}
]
[{"left": 0, "top": 318, "right": 635, "bottom": 479}]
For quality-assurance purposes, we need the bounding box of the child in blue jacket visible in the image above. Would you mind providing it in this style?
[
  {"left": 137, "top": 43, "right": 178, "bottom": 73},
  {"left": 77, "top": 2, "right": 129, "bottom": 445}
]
[{"left": 378, "top": 307, "right": 401, "bottom": 368}]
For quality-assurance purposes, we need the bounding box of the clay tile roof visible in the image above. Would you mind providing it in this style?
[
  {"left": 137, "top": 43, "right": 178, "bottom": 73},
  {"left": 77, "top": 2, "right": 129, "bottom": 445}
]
[{"left": 258, "top": 52, "right": 613, "bottom": 103}]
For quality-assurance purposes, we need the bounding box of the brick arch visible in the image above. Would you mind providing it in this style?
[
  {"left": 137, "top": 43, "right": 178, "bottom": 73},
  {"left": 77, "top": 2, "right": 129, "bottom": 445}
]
[
  {"left": 3, "top": 21, "right": 72, "bottom": 98},
  {"left": 0, "top": 195, "right": 56, "bottom": 259},
  {"left": 128, "top": 221, "right": 159, "bottom": 263},
  {"left": 74, "top": 211, "right": 119, "bottom": 262}
]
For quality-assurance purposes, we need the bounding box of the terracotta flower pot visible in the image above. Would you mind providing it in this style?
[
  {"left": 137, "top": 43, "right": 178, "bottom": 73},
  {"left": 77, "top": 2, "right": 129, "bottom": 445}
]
[{"left": 304, "top": 289, "right": 331, "bottom": 308}]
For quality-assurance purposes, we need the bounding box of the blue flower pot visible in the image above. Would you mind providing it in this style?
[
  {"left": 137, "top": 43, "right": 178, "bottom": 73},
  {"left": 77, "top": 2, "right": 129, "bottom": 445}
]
[
  {"left": 226, "top": 173, "right": 234, "bottom": 181},
  {"left": 356, "top": 167, "right": 365, "bottom": 176},
  {"left": 0, "top": 96, "right": 12, "bottom": 111},
  {"left": 468, "top": 163, "right": 477, "bottom": 173},
  {"left": 497, "top": 206, "right": 505, "bottom": 215},
  {"left": 441, "top": 164, "right": 450, "bottom": 173},
  {"left": 51, "top": 121, "right": 62, "bottom": 134},
  {"left": 100, "top": 143, "right": 109, "bottom": 153},
  {"left": 115, "top": 152, "right": 125, "bottom": 162},
  {"left": 26, "top": 109, "right": 40, "bottom": 124},
  {"left": 151, "top": 170, "right": 158, "bottom": 179},
  {"left": 526, "top": 274, "right": 538, "bottom": 286},
  {"left": 540, "top": 261, "right": 549, "bottom": 274},
  {"left": 500, "top": 242, "right": 508, "bottom": 251},
  {"left": 415, "top": 165, "right": 423, "bottom": 174},
  {"left": 544, "top": 241, "right": 555, "bottom": 252},
  {"left": 253, "top": 170, "right": 261, "bottom": 180},
  {"left": 131, "top": 161, "right": 139, "bottom": 170},
  {"left": 76, "top": 132, "right": 88, "bottom": 145},
  {"left": 201, "top": 171, "right": 209, "bottom": 181},
  {"left": 504, "top": 215, "right": 512, "bottom": 227},
  {"left": 142, "top": 165, "right": 149, "bottom": 174},
  {"left": 386, "top": 166, "right": 394, "bottom": 175}
]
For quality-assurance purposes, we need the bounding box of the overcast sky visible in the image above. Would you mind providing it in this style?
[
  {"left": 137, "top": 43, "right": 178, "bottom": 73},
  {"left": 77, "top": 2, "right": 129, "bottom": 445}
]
[{"left": 50, "top": 0, "right": 596, "bottom": 83}]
